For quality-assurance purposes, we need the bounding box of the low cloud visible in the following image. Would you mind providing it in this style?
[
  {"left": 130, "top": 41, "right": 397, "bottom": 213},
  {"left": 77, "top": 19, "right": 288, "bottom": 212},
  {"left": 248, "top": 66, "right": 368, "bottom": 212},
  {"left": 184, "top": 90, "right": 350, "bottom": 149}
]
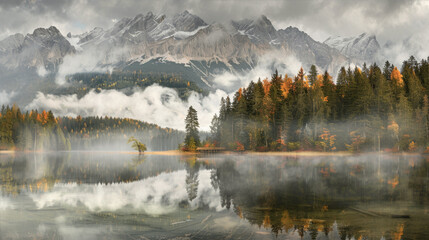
[
  {"left": 56, "top": 45, "right": 130, "bottom": 85},
  {"left": 27, "top": 52, "right": 302, "bottom": 130},
  {"left": 381, "top": 32, "right": 429, "bottom": 66},
  {"left": 0, "top": 90, "right": 15, "bottom": 106},
  {"left": 37, "top": 65, "right": 48, "bottom": 77},
  {"left": 213, "top": 53, "right": 303, "bottom": 92},
  {"left": 26, "top": 85, "right": 227, "bottom": 131}
]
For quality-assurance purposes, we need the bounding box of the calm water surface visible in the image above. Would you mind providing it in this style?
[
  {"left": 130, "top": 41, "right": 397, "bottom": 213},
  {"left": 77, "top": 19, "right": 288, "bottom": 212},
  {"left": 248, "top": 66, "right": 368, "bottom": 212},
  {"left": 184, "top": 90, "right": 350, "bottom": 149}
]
[{"left": 0, "top": 152, "right": 428, "bottom": 239}]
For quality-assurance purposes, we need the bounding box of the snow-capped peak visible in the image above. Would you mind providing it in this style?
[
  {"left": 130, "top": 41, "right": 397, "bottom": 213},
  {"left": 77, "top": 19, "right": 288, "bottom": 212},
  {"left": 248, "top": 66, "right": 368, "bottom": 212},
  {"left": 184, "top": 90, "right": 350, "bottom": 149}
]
[{"left": 324, "top": 33, "right": 380, "bottom": 62}]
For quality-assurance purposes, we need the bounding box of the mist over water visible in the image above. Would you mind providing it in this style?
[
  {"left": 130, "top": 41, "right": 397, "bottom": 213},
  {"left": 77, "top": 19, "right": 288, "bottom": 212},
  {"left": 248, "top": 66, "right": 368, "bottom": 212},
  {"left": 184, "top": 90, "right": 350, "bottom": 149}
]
[{"left": 0, "top": 195, "right": 14, "bottom": 210}]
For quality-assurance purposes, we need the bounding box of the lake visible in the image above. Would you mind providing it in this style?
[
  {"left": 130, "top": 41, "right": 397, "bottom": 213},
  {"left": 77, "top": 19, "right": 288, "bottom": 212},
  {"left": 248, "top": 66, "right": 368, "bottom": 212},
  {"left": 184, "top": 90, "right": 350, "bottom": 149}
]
[{"left": 0, "top": 152, "right": 428, "bottom": 239}]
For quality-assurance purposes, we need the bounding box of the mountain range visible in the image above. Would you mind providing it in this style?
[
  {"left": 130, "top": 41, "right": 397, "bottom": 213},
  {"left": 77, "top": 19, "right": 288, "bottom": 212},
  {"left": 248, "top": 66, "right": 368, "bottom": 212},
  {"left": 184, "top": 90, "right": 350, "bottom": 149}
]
[{"left": 0, "top": 10, "right": 382, "bottom": 99}]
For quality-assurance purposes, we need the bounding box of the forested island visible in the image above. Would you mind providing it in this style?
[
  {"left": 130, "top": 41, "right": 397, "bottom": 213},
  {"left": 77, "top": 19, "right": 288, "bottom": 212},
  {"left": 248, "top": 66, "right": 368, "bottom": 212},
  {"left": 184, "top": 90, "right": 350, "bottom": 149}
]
[
  {"left": 203, "top": 56, "right": 429, "bottom": 153},
  {"left": 0, "top": 105, "right": 184, "bottom": 151}
]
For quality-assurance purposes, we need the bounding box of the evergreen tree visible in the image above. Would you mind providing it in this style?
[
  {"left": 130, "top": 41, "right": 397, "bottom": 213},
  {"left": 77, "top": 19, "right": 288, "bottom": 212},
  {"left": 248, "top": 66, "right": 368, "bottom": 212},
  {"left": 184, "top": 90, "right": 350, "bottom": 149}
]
[
  {"left": 419, "top": 59, "right": 429, "bottom": 97},
  {"left": 210, "top": 56, "right": 429, "bottom": 152},
  {"left": 310, "top": 74, "right": 326, "bottom": 139},
  {"left": 269, "top": 70, "right": 284, "bottom": 140},
  {"left": 336, "top": 67, "right": 348, "bottom": 120},
  {"left": 291, "top": 67, "right": 309, "bottom": 132},
  {"left": 219, "top": 97, "right": 227, "bottom": 120},
  {"left": 308, "top": 65, "right": 318, "bottom": 86},
  {"left": 322, "top": 71, "right": 337, "bottom": 121},
  {"left": 383, "top": 61, "right": 393, "bottom": 82},
  {"left": 184, "top": 106, "right": 200, "bottom": 149},
  {"left": 210, "top": 114, "right": 220, "bottom": 144},
  {"left": 370, "top": 64, "right": 393, "bottom": 121},
  {"left": 405, "top": 67, "right": 424, "bottom": 109},
  {"left": 397, "top": 94, "right": 413, "bottom": 137}
]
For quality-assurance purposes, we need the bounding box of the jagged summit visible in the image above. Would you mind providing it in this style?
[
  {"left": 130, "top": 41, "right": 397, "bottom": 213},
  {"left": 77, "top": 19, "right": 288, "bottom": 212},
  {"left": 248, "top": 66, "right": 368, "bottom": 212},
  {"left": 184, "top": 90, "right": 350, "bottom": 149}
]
[
  {"left": 277, "top": 26, "right": 347, "bottom": 71},
  {"left": 0, "top": 33, "right": 24, "bottom": 53},
  {"left": 76, "top": 27, "right": 104, "bottom": 44},
  {"left": 278, "top": 26, "right": 313, "bottom": 41},
  {"left": 32, "top": 26, "right": 62, "bottom": 37},
  {"left": 76, "top": 10, "right": 208, "bottom": 46},
  {"left": 0, "top": 11, "right": 383, "bottom": 91},
  {"left": 0, "top": 26, "right": 75, "bottom": 69},
  {"left": 172, "top": 10, "right": 207, "bottom": 32},
  {"left": 231, "top": 15, "right": 278, "bottom": 44}
]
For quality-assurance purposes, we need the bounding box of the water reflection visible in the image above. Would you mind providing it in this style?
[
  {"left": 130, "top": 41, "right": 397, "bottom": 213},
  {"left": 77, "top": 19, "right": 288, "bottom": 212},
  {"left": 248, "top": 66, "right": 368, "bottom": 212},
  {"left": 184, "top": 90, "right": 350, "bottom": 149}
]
[
  {"left": 204, "top": 155, "right": 428, "bottom": 239},
  {"left": 0, "top": 152, "right": 428, "bottom": 239},
  {"left": 185, "top": 157, "right": 201, "bottom": 202}
]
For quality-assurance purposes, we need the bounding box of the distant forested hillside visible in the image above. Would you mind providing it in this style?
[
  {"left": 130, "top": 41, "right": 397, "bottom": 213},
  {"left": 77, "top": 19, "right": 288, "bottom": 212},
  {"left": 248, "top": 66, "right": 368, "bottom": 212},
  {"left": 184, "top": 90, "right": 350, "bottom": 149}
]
[
  {"left": 209, "top": 56, "right": 429, "bottom": 152},
  {"left": 60, "top": 116, "right": 184, "bottom": 151},
  {"left": 0, "top": 105, "right": 184, "bottom": 151},
  {"left": 51, "top": 70, "right": 207, "bottom": 99}
]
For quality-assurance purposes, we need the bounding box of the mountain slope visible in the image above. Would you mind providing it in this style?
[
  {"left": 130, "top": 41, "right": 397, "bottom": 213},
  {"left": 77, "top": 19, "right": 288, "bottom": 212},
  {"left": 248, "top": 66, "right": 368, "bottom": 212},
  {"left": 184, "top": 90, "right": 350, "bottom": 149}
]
[
  {"left": 0, "top": 26, "right": 75, "bottom": 70},
  {"left": 278, "top": 27, "right": 347, "bottom": 73},
  {"left": 231, "top": 15, "right": 279, "bottom": 44},
  {"left": 0, "top": 33, "right": 25, "bottom": 54},
  {"left": 324, "top": 33, "right": 380, "bottom": 63},
  {"left": 0, "top": 11, "right": 366, "bottom": 98}
]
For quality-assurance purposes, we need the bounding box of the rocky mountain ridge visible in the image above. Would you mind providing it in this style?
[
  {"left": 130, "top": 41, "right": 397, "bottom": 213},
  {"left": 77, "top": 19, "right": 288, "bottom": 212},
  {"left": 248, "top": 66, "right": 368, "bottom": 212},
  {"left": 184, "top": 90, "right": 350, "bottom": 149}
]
[
  {"left": 0, "top": 11, "right": 381, "bottom": 92},
  {"left": 0, "top": 26, "right": 75, "bottom": 70},
  {"left": 324, "top": 33, "right": 381, "bottom": 63}
]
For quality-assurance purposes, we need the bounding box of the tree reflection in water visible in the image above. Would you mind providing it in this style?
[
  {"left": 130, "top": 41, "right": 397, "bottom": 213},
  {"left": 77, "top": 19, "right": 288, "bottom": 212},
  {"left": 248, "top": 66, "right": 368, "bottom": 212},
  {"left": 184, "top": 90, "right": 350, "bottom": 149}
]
[
  {"left": 205, "top": 154, "right": 429, "bottom": 239},
  {"left": 184, "top": 157, "right": 200, "bottom": 202},
  {"left": 0, "top": 153, "right": 428, "bottom": 239}
]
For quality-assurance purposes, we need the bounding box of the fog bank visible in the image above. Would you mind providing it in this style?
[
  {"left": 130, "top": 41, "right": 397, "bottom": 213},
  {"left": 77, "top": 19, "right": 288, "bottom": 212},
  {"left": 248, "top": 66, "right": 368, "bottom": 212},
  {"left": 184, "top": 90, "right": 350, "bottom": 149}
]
[{"left": 26, "top": 85, "right": 227, "bottom": 131}]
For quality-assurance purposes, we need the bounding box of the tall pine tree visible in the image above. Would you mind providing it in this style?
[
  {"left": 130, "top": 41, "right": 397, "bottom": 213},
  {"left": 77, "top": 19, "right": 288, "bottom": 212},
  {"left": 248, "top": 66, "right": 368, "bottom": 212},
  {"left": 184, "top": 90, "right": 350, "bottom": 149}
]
[{"left": 185, "top": 106, "right": 200, "bottom": 149}]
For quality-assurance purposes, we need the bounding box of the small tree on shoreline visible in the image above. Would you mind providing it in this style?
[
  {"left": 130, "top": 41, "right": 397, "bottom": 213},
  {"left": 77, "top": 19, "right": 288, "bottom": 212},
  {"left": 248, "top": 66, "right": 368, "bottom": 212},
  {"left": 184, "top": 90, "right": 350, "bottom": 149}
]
[{"left": 128, "top": 136, "right": 146, "bottom": 154}]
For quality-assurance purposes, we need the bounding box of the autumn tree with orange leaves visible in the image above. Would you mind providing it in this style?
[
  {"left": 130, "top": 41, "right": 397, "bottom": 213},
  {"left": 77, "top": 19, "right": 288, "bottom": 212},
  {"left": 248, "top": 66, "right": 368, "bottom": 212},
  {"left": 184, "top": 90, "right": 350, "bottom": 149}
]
[
  {"left": 210, "top": 55, "right": 429, "bottom": 152},
  {"left": 0, "top": 105, "right": 184, "bottom": 151}
]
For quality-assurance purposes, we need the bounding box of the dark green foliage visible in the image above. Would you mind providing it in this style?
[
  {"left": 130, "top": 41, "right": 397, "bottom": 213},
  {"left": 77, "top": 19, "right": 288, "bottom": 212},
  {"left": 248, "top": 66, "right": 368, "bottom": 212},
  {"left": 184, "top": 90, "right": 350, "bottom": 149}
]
[
  {"left": 56, "top": 70, "right": 208, "bottom": 100},
  {"left": 308, "top": 65, "right": 318, "bottom": 86},
  {"left": 212, "top": 56, "right": 429, "bottom": 152},
  {"left": 60, "top": 116, "right": 184, "bottom": 151},
  {"left": 184, "top": 106, "right": 200, "bottom": 150}
]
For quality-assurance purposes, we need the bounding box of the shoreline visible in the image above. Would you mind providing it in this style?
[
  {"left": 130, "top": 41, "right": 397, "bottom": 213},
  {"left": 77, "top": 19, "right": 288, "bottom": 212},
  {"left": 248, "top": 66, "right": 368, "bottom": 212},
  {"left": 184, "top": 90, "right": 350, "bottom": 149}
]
[
  {"left": 0, "top": 149, "right": 424, "bottom": 156},
  {"left": 0, "top": 150, "right": 15, "bottom": 154}
]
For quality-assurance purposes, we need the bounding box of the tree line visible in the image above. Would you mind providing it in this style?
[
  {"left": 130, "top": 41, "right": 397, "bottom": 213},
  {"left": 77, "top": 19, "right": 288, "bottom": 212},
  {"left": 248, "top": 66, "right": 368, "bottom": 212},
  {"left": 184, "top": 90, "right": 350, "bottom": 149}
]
[
  {"left": 61, "top": 115, "right": 184, "bottom": 151},
  {"left": 0, "top": 105, "right": 184, "bottom": 151},
  {"left": 0, "top": 105, "right": 69, "bottom": 151},
  {"left": 55, "top": 70, "right": 207, "bottom": 100},
  {"left": 209, "top": 56, "right": 429, "bottom": 152}
]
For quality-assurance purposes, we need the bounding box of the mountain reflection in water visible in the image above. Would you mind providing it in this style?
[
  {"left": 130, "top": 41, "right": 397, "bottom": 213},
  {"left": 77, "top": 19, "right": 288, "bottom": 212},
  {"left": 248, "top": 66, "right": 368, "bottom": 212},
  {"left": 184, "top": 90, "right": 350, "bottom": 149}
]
[{"left": 0, "top": 152, "right": 428, "bottom": 239}]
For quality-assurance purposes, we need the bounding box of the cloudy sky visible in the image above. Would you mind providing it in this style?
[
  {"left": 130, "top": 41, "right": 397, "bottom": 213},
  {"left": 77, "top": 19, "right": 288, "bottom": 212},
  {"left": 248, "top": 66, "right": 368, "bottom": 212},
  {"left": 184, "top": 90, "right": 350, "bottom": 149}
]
[{"left": 1, "top": 0, "right": 428, "bottom": 44}]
